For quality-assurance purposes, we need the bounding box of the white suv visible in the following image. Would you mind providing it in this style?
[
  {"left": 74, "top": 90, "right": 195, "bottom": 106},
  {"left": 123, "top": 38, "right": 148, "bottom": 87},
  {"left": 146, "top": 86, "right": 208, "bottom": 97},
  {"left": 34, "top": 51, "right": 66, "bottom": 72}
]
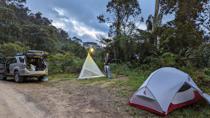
[{"left": 0, "top": 50, "right": 48, "bottom": 83}]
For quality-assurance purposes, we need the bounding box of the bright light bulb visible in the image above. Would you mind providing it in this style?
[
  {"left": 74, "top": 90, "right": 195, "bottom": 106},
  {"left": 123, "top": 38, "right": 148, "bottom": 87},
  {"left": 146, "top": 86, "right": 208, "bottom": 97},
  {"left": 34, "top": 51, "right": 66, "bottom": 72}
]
[{"left": 90, "top": 48, "right": 94, "bottom": 53}]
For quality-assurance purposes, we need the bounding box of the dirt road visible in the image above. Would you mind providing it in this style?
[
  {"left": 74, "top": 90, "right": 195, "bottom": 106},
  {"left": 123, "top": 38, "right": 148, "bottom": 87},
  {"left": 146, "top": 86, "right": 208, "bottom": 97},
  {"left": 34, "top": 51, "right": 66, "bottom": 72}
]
[
  {"left": 0, "top": 78, "right": 133, "bottom": 118},
  {"left": 0, "top": 81, "right": 45, "bottom": 118}
]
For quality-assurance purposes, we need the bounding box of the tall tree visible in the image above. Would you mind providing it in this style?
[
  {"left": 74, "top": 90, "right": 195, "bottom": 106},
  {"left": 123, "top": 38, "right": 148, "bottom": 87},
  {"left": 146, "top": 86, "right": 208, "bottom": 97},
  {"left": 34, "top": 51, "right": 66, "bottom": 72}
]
[
  {"left": 160, "top": 0, "right": 209, "bottom": 30},
  {"left": 98, "top": 0, "right": 142, "bottom": 61},
  {"left": 145, "top": 0, "right": 163, "bottom": 49},
  {"left": 197, "top": 1, "right": 210, "bottom": 35},
  {"left": 159, "top": 0, "right": 209, "bottom": 53},
  {"left": 153, "top": 0, "right": 161, "bottom": 32},
  {"left": 98, "top": 0, "right": 142, "bottom": 36}
]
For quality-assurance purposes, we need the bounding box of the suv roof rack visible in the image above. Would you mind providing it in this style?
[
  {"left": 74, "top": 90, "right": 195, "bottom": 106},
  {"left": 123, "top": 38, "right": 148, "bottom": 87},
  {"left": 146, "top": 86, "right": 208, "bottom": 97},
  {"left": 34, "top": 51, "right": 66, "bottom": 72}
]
[
  {"left": 27, "top": 50, "right": 43, "bottom": 53},
  {"left": 16, "top": 53, "right": 24, "bottom": 56},
  {"left": 26, "top": 50, "right": 48, "bottom": 58}
]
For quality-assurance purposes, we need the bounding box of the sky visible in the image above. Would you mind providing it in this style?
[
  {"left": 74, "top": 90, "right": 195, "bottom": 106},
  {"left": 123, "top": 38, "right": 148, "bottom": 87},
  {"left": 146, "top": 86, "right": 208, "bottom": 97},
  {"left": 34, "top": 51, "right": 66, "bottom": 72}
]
[{"left": 26, "top": 0, "right": 156, "bottom": 43}]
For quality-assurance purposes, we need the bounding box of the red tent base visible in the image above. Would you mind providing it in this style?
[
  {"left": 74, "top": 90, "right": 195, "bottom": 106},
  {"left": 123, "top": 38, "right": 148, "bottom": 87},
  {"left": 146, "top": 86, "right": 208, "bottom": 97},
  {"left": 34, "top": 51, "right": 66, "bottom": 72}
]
[
  {"left": 129, "top": 91, "right": 203, "bottom": 116},
  {"left": 128, "top": 102, "right": 166, "bottom": 116}
]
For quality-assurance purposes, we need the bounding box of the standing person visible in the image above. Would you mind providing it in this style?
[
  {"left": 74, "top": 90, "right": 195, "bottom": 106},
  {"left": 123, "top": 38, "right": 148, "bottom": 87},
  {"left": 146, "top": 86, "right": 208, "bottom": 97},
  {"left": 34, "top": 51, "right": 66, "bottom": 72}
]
[{"left": 104, "top": 53, "right": 112, "bottom": 79}]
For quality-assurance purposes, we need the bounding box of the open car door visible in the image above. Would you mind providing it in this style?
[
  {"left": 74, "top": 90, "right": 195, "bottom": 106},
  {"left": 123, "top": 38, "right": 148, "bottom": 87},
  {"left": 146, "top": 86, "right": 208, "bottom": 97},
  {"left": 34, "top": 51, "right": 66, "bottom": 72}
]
[{"left": 0, "top": 57, "right": 6, "bottom": 79}]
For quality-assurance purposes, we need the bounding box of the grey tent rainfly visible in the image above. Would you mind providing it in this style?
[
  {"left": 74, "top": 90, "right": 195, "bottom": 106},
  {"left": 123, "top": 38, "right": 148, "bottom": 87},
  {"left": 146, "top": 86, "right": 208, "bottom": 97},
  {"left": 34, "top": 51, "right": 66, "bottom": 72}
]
[{"left": 129, "top": 67, "right": 210, "bottom": 116}]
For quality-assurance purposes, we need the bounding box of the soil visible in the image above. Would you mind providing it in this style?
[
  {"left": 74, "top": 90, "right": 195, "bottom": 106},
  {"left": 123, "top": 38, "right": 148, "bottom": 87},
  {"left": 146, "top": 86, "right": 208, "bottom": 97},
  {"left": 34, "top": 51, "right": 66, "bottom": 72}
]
[{"left": 0, "top": 77, "right": 133, "bottom": 118}]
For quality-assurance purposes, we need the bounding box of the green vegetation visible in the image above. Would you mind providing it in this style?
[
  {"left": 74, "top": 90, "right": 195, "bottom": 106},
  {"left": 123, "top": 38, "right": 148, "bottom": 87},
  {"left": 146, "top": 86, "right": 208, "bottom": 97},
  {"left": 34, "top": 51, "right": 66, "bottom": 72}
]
[
  {"left": 0, "top": 42, "right": 29, "bottom": 56},
  {"left": 48, "top": 53, "right": 84, "bottom": 74}
]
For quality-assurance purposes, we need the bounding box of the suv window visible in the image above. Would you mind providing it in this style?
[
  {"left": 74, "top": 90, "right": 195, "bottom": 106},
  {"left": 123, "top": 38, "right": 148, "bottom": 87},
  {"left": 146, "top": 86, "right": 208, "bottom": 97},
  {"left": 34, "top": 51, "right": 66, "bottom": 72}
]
[
  {"left": 0, "top": 58, "right": 5, "bottom": 64},
  {"left": 7, "top": 58, "right": 17, "bottom": 64},
  {"left": 19, "top": 57, "right": 25, "bottom": 63}
]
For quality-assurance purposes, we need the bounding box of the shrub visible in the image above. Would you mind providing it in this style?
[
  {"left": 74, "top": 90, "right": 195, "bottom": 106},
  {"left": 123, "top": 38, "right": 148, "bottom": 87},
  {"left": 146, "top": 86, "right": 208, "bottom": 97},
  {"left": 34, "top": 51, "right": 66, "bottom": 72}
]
[
  {"left": 142, "top": 56, "right": 162, "bottom": 69},
  {"left": 201, "top": 44, "right": 210, "bottom": 67},
  {"left": 111, "top": 64, "right": 130, "bottom": 76},
  {"left": 160, "top": 52, "right": 177, "bottom": 66},
  {"left": 0, "top": 42, "right": 29, "bottom": 56},
  {"left": 182, "top": 44, "right": 210, "bottom": 68},
  {"left": 48, "top": 53, "right": 84, "bottom": 74},
  {"left": 204, "top": 68, "right": 210, "bottom": 76}
]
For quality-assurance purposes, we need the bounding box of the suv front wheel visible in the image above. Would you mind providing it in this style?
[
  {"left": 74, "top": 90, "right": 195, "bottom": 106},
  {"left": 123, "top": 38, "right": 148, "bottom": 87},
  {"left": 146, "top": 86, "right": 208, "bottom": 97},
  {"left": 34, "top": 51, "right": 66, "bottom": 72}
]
[{"left": 14, "top": 71, "right": 23, "bottom": 83}]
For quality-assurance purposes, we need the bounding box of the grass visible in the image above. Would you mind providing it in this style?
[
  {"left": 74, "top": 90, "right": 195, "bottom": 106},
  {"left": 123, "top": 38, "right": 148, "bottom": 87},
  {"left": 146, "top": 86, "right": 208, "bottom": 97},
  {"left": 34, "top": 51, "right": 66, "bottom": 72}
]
[
  {"left": 49, "top": 73, "right": 77, "bottom": 81},
  {"left": 48, "top": 65, "right": 210, "bottom": 117}
]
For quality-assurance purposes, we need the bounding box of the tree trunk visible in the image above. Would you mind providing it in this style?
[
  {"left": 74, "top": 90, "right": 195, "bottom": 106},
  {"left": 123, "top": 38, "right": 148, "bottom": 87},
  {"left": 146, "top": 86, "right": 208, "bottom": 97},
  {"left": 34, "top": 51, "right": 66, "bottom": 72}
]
[
  {"left": 153, "top": 0, "right": 160, "bottom": 49},
  {"left": 153, "top": 0, "right": 160, "bottom": 32}
]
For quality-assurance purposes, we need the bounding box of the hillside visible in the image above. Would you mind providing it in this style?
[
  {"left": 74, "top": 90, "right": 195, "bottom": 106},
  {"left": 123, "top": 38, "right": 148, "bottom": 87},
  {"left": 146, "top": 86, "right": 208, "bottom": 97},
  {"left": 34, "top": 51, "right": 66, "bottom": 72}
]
[{"left": 0, "top": 0, "right": 85, "bottom": 57}]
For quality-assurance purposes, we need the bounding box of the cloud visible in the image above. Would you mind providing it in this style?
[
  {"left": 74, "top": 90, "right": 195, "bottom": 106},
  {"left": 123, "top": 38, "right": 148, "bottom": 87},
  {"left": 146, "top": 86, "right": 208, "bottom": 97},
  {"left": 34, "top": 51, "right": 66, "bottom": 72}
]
[
  {"left": 51, "top": 14, "right": 107, "bottom": 42},
  {"left": 53, "top": 7, "right": 65, "bottom": 16},
  {"left": 52, "top": 21, "right": 66, "bottom": 30},
  {"left": 49, "top": 5, "right": 108, "bottom": 42},
  {"left": 26, "top": 0, "right": 156, "bottom": 42},
  {"left": 70, "top": 19, "right": 107, "bottom": 40},
  {"left": 136, "top": 23, "right": 147, "bottom": 30}
]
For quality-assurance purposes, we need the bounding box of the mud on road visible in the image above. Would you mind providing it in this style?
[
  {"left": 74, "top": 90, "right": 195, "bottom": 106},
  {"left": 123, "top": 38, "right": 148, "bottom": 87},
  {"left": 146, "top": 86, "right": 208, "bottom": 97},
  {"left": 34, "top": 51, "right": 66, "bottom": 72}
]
[{"left": 0, "top": 78, "right": 132, "bottom": 118}]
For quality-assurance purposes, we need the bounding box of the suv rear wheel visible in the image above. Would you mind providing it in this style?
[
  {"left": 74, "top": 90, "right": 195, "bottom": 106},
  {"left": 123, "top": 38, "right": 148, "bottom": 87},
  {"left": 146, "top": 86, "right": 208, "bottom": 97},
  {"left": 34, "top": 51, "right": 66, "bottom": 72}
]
[
  {"left": 14, "top": 71, "right": 23, "bottom": 83},
  {"left": 38, "top": 76, "right": 48, "bottom": 82},
  {"left": 0, "top": 75, "right": 6, "bottom": 80}
]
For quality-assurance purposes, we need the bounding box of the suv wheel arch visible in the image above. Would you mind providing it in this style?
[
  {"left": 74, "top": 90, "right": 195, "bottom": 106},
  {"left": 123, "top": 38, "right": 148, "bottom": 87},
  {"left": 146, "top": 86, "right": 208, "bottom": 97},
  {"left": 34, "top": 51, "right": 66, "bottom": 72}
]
[{"left": 14, "top": 70, "right": 23, "bottom": 83}]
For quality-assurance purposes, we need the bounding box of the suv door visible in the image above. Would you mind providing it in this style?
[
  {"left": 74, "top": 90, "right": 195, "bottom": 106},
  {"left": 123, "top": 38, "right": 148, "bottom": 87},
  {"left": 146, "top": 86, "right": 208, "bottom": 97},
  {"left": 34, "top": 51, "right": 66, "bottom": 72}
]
[
  {"left": 0, "top": 57, "right": 6, "bottom": 75},
  {"left": 8, "top": 58, "right": 17, "bottom": 75}
]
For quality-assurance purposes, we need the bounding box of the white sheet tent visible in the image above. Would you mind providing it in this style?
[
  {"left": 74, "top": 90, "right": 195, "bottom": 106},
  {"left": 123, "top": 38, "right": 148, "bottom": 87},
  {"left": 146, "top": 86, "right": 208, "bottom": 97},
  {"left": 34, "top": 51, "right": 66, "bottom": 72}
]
[
  {"left": 78, "top": 53, "right": 105, "bottom": 79},
  {"left": 129, "top": 67, "right": 210, "bottom": 116}
]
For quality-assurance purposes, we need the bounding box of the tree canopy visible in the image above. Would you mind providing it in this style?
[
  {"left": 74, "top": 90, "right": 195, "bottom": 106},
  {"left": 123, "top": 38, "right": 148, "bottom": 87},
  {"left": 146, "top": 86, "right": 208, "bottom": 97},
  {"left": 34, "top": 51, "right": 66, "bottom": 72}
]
[{"left": 98, "top": 0, "right": 210, "bottom": 67}]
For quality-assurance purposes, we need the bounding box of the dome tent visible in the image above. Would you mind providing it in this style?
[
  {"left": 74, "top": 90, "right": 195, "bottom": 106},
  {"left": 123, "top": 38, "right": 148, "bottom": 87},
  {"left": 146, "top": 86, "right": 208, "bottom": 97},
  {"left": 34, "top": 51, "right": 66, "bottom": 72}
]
[
  {"left": 129, "top": 67, "right": 210, "bottom": 116},
  {"left": 78, "top": 53, "right": 105, "bottom": 79}
]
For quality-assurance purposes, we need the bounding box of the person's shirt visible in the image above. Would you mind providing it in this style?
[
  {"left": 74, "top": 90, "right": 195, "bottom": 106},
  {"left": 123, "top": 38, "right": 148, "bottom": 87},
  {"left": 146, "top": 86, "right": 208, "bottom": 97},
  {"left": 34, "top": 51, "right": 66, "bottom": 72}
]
[{"left": 104, "top": 55, "right": 111, "bottom": 65}]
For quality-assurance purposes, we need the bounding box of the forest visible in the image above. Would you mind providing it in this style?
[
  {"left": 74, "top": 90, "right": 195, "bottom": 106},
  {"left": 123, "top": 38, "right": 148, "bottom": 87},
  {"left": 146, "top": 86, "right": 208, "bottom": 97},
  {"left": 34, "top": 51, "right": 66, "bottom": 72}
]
[{"left": 1, "top": 0, "right": 210, "bottom": 71}]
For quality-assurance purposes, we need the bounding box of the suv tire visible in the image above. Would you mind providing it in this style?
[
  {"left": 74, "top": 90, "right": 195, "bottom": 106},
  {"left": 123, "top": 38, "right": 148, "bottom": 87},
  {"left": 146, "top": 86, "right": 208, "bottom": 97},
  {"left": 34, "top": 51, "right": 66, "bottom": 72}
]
[
  {"left": 0, "top": 75, "right": 6, "bottom": 80},
  {"left": 14, "top": 71, "right": 23, "bottom": 83},
  {"left": 38, "top": 76, "right": 48, "bottom": 82}
]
